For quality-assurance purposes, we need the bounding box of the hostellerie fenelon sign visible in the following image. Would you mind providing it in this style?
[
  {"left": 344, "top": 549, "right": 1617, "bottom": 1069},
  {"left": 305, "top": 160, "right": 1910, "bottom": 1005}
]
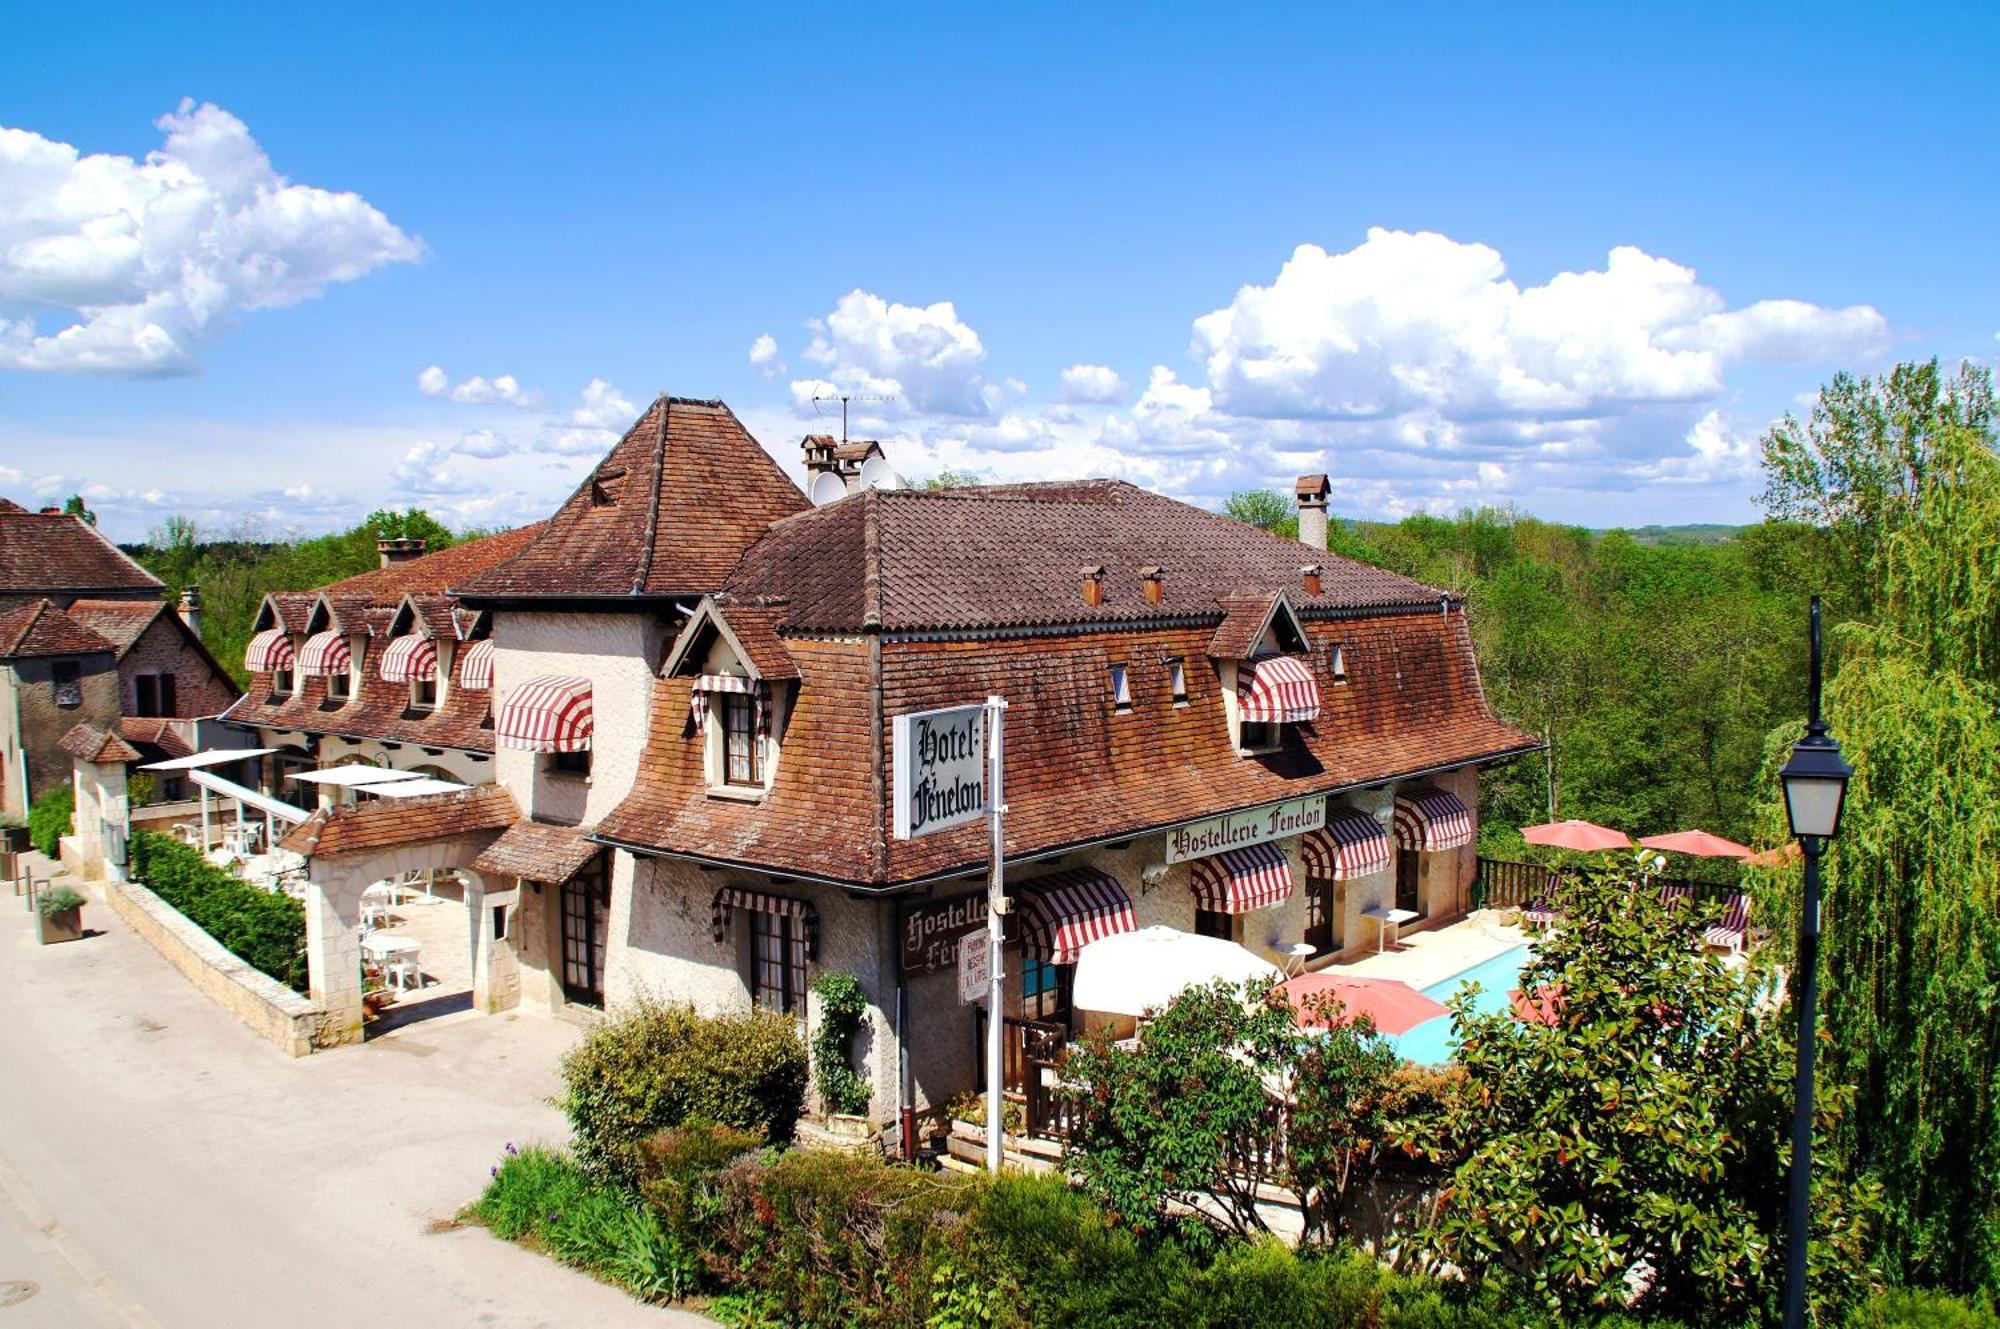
[
  {"left": 1164, "top": 795, "right": 1327, "bottom": 864},
  {"left": 891, "top": 703, "right": 988, "bottom": 841}
]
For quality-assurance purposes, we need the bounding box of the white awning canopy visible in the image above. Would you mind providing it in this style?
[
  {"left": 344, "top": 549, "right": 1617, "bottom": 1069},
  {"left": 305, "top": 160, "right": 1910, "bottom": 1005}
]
[
  {"left": 286, "top": 766, "right": 426, "bottom": 789},
  {"left": 366, "top": 778, "right": 471, "bottom": 798},
  {"left": 139, "top": 748, "right": 277, "bottom": 772},
  {"left": 1072, "top": 926, "right": 1280, "bottom": 1017}
]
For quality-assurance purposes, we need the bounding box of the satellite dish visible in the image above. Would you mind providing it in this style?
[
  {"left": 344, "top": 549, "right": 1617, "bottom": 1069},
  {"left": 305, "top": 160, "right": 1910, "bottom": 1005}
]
[
  {"left": 810, "top": 471, "right": 848, "bottom": 506},
  {"left": 859, "top": 457, "right": 906, "bottom": 491}
]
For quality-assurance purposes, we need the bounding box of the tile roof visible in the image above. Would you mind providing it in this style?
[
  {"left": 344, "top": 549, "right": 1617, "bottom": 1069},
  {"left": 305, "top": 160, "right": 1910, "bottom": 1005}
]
[
  {"left": 596, "top": 609, "right": 1538, "bottom": 888},
  {"left": 279, "top": 784, "right": 517, "bottom": 858},
  {"left": 470, "top": 819, "right": 602, "bottom": 883},
  {"left": 59, "top": 721, "right": 142, "bottom": 764},
  {"left": 0, "top": 508, "right": 162, "bottom": 597},
  {"left": 117, "top": 717, "right": 194, "bottom": 759},
  {"left": 720, "top": 481, "right": 1448, "bottom": 634},
  {"left": 0, "top": 599, "right": 119, "bottom": 658},
  {"left": 665, "top": 598, "right": 800, "bottom": 681},
  {"left": 455, "top": 397, "right": 810, "bottom": 601},
  {"left": 63, "top": 598, "right": 165, "bottom": 654},
  {"left": 311, "top": 523, "right": 544, "bottom": 606}
]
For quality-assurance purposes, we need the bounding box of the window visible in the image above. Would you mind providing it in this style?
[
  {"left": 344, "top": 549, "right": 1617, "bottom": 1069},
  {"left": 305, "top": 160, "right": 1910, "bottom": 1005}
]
[
  {"left": 722, "top": 692, "right": 760, "bottom": 786},
  {"left": 52, "top": 661, "right": 82, "bottom": 707},
  {"left": 1108, "top": 663, "right": 1131, "bottom": 712},
  {"left": 328, "top": 669, "right": 351, "bottom": 702},
  {"left": 135, "top": 673, "right": 177, "bottom": 717},
  {"left": 273, "top": 667, "right": 295, "bottom": 698},
  {"left": 1022, "top": 955, "right": 1070, "bottom": 1023},
  {"left": 1329, "top": 644, "right": 1348, "bottom": 684},
  {"left": 1239, "top": 720, "right": 1278, "bottom": 752},
  {"left": 548, "top": 748, "right": 591, "bottom": 777},
  {"left": 1194, "top": 908, "right": 1237, "bottom": 941},
  {"left": 1167, "top": 657, "right": 1188, "bottom": 704},
  {"left": 410, "top": 677, "right": 437, "bottom": 711},
  {"left": 750, "top": 909, "right": 808, "bottom": 1014}
]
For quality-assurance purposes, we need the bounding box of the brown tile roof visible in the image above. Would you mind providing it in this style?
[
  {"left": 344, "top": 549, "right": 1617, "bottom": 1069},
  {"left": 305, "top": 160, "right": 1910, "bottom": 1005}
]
[
  {"left": 455, "top": 397, "right": 809, "bottom": 601},
  {"left": 666, "top": 599, "right": 800, "bottom": 681},
  {"left": 117, "top": 717, "right": 193, "bottom": 759},
  {"left": 1207, "top": 593, "right": 1297, "bottom": 659},
  {"left": 279, "top": 784, "right": 517, "bottom": 858},
  {"left": 63, "top": 598, "right": 165, "bottom": 654},
  {"left": 312, "top": 523, "right": 544, "bottom": 606},
  {"left": 596, "top": 609, "right": 1538, "bottom": 888},
  {"left": 0, "top": 509, "right": 162, "bottom": 597},
  {"left": 470, "top": 820, "right": 602, "bottom": 883},
  {"left": 59, "top": 721, "right": 141, "bottom": 764},
  {"left": 0, "top": 599, "right": 118, "bottom": 658},
  {"left": 224, "top": 640, "right": 499, "bottom": 753},
  {"left": 257, "top": 592, "right": 318, "bottom": 634},
  {"left": 720, "top": 481, "right": 1447, "bottom": 635}
]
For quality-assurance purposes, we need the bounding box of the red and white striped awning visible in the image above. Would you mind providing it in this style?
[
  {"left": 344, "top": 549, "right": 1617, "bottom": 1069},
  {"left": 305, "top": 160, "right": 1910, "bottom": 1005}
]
[
  {"left": 711, "top": 886, "right": 818, "bottom": 957},
  {"left": 1393, "top": 787, "right": 1474, "bottom": 852},
  {"left": 244, "top": 628, "right": 294, "bottom": 673},
  {"left": 688, "top": 674, "right": 766, "bottom": 735},
  {"left": 1238, "top": 654, "right": 1320, "bottom": 724},
  {"left": 1189, "top": 840, "right": 1295, "bottom": 913},
  {"left": 496, "top": 675, "right": 593, "bottom": 752},
  {"left": 1018, "top": 869, "right": 1137, "bottom": 965},
  {"left": 378, "top": 634, "right": 438, "bottom": 684},
  {"left": 298, "top": 630, "right": 352, "bottom": 677},
  {"left": 1301, "top": 805, "right": 1392, "bottom": 880},
  {"left": 459, "top": 639, "right": 495, "bottom": 691}
]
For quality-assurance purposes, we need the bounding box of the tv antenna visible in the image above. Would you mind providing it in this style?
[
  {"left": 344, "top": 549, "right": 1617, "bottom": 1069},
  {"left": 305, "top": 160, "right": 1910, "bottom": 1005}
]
[{"left": 810, "top": 392, "right": 894, "bottom": 443}]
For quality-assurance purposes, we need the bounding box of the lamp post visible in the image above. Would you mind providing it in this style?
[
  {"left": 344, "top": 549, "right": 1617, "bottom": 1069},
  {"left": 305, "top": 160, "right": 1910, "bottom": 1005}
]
[{"left": 1777, "top": 596, "right": 1853, "bottom": 1329}]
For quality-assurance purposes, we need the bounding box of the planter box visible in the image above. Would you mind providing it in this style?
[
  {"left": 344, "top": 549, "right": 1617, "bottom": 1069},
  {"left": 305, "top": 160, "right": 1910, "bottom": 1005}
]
[
  {"left": 38, "top": 906, "right": 82, "bottom": 945},
  {"left": 1, "top": 826, "right": 28, "bottom": 854}
]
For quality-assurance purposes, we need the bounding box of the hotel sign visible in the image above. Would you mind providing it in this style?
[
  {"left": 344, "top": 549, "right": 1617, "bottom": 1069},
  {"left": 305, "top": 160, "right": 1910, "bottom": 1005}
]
[
  {"left": 901, "top": 892, "right": 990, "bottom": 977},
  {"left": 892, "top": 703, "right": 987, "bottom": 840},
  {"left": 1164, "top": 795, "right": 1327, "bottom": 864}
]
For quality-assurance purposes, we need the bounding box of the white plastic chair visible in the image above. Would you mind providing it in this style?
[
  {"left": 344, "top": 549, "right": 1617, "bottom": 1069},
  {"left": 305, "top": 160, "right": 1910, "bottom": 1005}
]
[{"left": 387, "top": 947, "right": 423, "bottom": 992}]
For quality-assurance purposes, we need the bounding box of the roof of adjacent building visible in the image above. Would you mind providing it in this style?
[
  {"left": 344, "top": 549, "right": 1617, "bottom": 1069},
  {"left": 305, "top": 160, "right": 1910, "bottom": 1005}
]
[
  {"left": 719, "top": 481, "right": 1447, "bottom": 635},
  {"left": 0, "top": 599, "right": 118, "bottom": 659},
  {"left": 454, "top": 397, "right": 810, "bottom": 601},
  {"left": 470, "top": 819, "right": 601, "bottom": 883},
  {"left": 0, "top": 508, "right": 163, "bottom": 597},
  {"left": 117, "top": 717, "right": 193, "bottom": 759},
  {"left": 66, "top": 600, "right": 240, "bottom": 699},
  {"left": 59, "top": 721, "right": 142, "bottom": 764},
  {"left": 279, "top": 784, "right": 517, "bottom": 858},
  {"left": 310, "top": 523, "right": 545, "bottom": 607}
]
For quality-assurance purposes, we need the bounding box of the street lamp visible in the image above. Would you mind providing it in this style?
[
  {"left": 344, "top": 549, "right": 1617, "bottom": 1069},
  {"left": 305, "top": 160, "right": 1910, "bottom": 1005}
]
[{"left": 1777, "top": 595, "right": 1853, "bottom": 1329}]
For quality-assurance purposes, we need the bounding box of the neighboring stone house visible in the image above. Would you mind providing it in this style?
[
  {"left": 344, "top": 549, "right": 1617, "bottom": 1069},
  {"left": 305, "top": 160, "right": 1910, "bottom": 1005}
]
[
  {"left": 0, "top": 600, "right": 121, "bottom": 819},
  {"left": 249, "top": 396, "right": 1537, "bottom": 1123},
  {"left": 0, "top": 498, "right": 164, "bottom": 613},
  {"left": 63, "top": 597, "right": 242, "bottom": 786}
]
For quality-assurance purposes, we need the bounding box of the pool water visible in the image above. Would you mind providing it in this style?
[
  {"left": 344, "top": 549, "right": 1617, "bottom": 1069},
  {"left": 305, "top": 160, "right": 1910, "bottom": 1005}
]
[{"left": 1385, "top": 944, "right": 1532, "bottom": 1065}]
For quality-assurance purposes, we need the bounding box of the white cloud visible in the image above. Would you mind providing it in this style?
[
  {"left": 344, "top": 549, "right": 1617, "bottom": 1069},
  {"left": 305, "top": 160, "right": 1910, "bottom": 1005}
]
[
  {"left": 416, "top": 364, "right": 538, "bottom": 407},
  {"left": 0, "top": 100, "right": 421, "bottom": 375},
  {"left": 748, "top": 333, "right": 784, "bottom": 378},
  {"left": 1055, "top": 363, "right": 1127, "bottom": 404},
  {"left": 536, "top": 376, "right": 638, "bottom": 456},
  {"left": 795, "top": 289, "right": 992, "bottom": 416}
]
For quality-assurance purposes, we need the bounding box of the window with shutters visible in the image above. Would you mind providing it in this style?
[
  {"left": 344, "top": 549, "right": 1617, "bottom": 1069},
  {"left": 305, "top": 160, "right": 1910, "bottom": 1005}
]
[
  {"left": 52, "top": 661, "right": 82, "bottom": 708},
  {"left": 723, "top": 693, "right": 759, "bottom": 786}
]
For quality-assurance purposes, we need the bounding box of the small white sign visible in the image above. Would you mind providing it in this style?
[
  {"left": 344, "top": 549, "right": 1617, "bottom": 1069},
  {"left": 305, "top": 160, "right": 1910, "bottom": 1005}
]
[
  {"left": 1164, "top": 794, "right": 1328, "bottom": 864},
  {"left": 891, "top": 704, "right": 988, "bottom": 840},
  {"left": 958, "top": 929, "right": 991, "bottom": 1005}
]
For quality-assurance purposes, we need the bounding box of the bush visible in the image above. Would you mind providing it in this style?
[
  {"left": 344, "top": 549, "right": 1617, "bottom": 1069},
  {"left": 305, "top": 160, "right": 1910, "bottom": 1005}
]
[
  {"left": 473, "top": 1144, "right": 699, "bottom": 1303},
  {"left": 28, "top": 785, "right": 73, "bottom": 858},
  {"left": 127, "top": 830, "right": 307, "bottom": 990},
  {"left": 1848, "top": 1289, "right": 2000, "bottom": 1329},
  {"left": 557, "top": 998, "right": 807, "bottom": 1183},
  {"left": 810, "top": 972, "right": 871, "bottom": 1117}
]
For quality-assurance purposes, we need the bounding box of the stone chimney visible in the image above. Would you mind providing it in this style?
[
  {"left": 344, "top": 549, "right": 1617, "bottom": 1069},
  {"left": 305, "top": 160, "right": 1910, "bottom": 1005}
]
[
  {"left": 1301, "top": 564, "right": 1322, "bottom": 597},
  {"left": 801, "top": 434, "right": 839, "bottom": 485},
  {"left": 377, "top": 537, "right": 426, "bottom": 569},
  {"left": 1139, "top": 566, "right": 1166, "bottom": 605},
  {"left": 177, "top": 585, "right": 203, "bottom": 636},
  {"left": 1295, "top": 474, "right": 1330, "bottom": 551},
  {"left": 1081, "top": 565, "right": 1106, "bottom": 608}
]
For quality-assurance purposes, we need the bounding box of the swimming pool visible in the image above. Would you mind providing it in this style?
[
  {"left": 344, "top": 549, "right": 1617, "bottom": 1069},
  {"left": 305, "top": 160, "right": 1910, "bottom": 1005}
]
[{"left": 1384, "top": 944, "right": 1532, "bottom": 1065}]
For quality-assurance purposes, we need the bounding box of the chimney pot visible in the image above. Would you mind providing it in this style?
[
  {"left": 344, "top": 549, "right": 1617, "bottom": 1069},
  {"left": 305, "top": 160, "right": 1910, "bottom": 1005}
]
[
  {"left": 377, "top": 537, "right": 426, "bottom": 569},
  {"left": 177, "top": 585, "right": 203, "bottom": 635},
  {"left": 1081, "top": 564, "right": 1106, "bottom": 608},
  {"left": 1139, "top": 565, "right": 1166, "bottom": 604},
  {"left": 1294, "top": 473, "right": 1330, "bottom": 552},
  {"left": 39, "top": 506, "right": 62, "bottom": 516},
  {"left": 801, "top": 434, "right": 838, "bottom": 481},
  {"left": 1301, "top": 564, "right": 1322, "bottom": 596}
]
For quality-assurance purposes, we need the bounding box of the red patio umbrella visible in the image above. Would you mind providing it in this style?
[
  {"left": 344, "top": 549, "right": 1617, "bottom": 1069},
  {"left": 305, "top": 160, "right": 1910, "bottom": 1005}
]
[
  {"left": 1509, "top": 982, "right": 1566, "bottom": 1027},
  {"left": 1279, "top": 973, "right": 1448, "bottom": 1036},
  {"left": 1520, "top": 819, "right": 1632, "bottom": 852},
  {"left": 1638, "top": 829, "right": 1753, "bottom": 859}
]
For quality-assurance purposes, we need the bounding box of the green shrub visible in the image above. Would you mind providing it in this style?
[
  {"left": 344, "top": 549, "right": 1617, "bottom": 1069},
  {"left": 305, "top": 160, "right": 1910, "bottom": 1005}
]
[
  {"left": 28, "top": 785, "right": 73, "bottom": 857},
  {"left": 127, "top": 830, "right": 307, "bottom": 990},
  {"left": 810, "top": 971, "right": 872, "bottom": 1116},
  {"left": 1848, "top": 1289, "right": 2000, "bottom": 1329},
  {"left": 127, "top": 772, "right": 157, "bottom": 809},
  {"left": 37, "top": 885, "right": 85, "bottom": 916},
  {"left": 557, "top": 998, "right": 807, "bottom": 1183},
  {"left": 473, "top": 1144, "right": 699, "bottom": 1303}
]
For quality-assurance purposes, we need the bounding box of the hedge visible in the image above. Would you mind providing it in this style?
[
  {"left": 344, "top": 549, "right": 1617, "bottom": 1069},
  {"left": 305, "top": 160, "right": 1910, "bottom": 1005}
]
[
  {"left": 28, "top": 785, "right": 73, "bottom": 858},
  {"left": 128, "top": 830, "right": 308, "bottom": 991}
]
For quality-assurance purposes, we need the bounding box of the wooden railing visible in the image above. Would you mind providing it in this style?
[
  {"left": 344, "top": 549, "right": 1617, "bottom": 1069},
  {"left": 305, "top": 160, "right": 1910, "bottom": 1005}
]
[{"left": 1474, "top": 857, "right": 1740, "bottom": 910}]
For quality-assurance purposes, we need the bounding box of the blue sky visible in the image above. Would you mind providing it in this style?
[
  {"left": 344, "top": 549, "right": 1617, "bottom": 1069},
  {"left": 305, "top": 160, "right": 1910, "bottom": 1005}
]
[{"left": 3, "top": 3, "right": 1996, "bottom": 541}]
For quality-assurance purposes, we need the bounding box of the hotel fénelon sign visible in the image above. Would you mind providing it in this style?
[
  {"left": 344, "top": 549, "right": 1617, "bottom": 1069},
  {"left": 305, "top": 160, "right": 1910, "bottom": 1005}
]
[
  {"left": 891, "top": 703, "right": 987, "bottom": 841},
  {"left": 1164, "top": 794, "right": 1327, "bottom": 864}
]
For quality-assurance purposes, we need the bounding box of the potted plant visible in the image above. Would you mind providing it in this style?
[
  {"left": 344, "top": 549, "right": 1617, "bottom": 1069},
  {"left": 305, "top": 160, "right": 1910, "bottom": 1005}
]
[{"left": 37, "top": 886, "right": 85, "bottom": 945}]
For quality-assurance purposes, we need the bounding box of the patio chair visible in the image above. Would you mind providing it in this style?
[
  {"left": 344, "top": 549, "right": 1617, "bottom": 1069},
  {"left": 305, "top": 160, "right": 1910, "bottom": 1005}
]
[
  {"left": 1523, "top": 872, "right": 1565, "bottom": 929},
  {"left": 1703, "top": 894, "right": 1750, "bottom": 954},
  {"left": 1658, "top": 882, "right": 1695, "bottom": 908},
  {"left": 387, "top": 948, "right": 424, "bottom": 992}
]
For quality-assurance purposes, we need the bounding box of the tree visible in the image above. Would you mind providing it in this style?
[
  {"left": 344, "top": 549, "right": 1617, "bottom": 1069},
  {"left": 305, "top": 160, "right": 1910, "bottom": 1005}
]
[
  {"left": 62, "top": 493, "right": 95, "bottom": 525},
  {"left": 1422, "top": 857, "right": 1877, "bottom": 1324},
  {"left": 920, "top": 468, "right": 982, "bottom": 489},
  {"left": 1222, "top": 488, "right": 1298, "bottom": 539}
]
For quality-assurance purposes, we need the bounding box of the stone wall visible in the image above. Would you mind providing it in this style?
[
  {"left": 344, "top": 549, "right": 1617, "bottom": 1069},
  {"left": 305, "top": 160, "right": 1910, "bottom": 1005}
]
[{"left": 7, "top": 653, "right": 120, "bottom": 811}]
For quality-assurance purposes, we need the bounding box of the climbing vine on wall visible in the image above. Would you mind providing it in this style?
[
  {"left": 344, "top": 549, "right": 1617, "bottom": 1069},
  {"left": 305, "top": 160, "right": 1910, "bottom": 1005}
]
[{"left": 810, "top": 972, "right": 871, "bottom": 1117}]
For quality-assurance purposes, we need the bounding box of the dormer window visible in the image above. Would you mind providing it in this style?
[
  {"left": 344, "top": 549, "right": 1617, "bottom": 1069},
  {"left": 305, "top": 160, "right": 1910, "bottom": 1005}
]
[
  {"left": 722, "top": 692, "right": 761, "bottom": 786},
  {"left": 1109, "top": 664, "right": 1131, "bottom": 712},
  {"left": 273, "top": 667, "right": 295, "bottom": 698},
  {"left": 1233, "top": 654, "right": 1320, "bottom": 755},
  {"left": 411, "top": 677, "right": 438, "bottom": 712},
  {"left": 328, "top": 668, "right": 352, "bottom": 702},
  {"left": 692, "top": 675, "right": 769, "bottom": 793}
]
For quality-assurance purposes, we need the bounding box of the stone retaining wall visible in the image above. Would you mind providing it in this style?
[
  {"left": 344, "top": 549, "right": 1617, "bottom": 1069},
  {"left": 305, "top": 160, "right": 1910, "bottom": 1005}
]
[{"left": 105, "top": 876, "right": 331, "bottom": 1056}]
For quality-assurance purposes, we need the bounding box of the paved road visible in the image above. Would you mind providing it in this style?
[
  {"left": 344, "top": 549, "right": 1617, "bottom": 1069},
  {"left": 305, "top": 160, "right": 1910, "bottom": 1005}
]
[{"left": 0, "top": 871, "right": 709, "bottom": 1328}]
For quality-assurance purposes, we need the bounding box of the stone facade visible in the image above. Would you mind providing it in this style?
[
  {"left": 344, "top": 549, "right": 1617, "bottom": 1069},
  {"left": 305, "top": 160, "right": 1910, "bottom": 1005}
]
[
  {"left": 0, "top": 651, "right": 120, "bottom": 818},
  {"left": 117, "top": 612, "right": 238, "bottom": 720}
]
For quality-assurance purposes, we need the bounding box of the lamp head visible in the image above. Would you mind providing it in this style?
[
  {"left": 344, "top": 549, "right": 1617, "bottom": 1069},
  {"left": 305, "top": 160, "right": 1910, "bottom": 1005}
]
[{"left": 1779, "top": 728, "right": 1853, "bottom": 843}]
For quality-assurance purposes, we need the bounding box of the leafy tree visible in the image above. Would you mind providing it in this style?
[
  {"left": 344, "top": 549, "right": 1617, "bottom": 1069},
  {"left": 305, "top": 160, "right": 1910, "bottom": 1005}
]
[
  {"left": 920, "top": 468, "right": 983, "bottom": 489},
  {"left": 62, "top": 493, "right": 96, "bottom": 525},
  {"left": 1422, "top": 857, "right": 1878, "bottom": 1324},
  {"left": 1223, "top": 488, "right": 1299, "bottom": 539}
]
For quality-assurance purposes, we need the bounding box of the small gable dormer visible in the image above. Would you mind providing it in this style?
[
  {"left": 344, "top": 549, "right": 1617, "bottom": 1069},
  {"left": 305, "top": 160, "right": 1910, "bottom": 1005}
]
[
  {"left": 1209, "top": 590, "right": 1320, "bottom": 755},
  {"left": 663, "top": 597, "right": 799, "bottom": 799}
]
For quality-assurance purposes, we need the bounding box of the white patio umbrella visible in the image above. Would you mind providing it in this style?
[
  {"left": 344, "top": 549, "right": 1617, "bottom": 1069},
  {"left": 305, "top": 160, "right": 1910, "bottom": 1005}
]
[{"left": 1071, "top": 925, "right": 1281, "bottom": 1018}]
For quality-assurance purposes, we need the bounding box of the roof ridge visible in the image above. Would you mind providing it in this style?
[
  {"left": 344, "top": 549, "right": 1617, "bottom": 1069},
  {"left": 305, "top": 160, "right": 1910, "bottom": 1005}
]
[
  {"left": 860, "top": 488, "right": 884, "bottom": 631},
  {"left": 632, "top": 394, "right": 670, "bottom": 595}
]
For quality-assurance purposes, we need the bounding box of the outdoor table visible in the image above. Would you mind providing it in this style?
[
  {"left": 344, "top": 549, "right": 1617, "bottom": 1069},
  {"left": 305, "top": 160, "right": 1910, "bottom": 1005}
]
[
  {"left": 361, "top": 932, "right": 423, "bottom": 990},
  {"left": 1361, "top": 906, "right": 1420, "bottom": 954}
]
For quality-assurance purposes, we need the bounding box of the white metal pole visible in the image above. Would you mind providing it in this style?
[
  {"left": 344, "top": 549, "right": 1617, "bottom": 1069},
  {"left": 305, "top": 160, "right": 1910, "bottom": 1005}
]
[
  {"left": 985, "top": 694, "right": 1008, "bottom": 1174},
  {"left": 200, "top": 784, "right": 211, "bottom": 851}
]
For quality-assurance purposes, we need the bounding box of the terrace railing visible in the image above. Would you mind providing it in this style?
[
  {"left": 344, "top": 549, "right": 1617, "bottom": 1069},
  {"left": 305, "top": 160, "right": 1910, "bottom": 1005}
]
[{"left": 1474, "top": 856, "right": 1740, "bottom": 910}]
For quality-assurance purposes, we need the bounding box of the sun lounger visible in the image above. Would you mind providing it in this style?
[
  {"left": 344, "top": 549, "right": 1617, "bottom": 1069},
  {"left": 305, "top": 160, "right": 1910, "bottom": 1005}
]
[{"left": 1703, "top": 893, "right": 1750, "bottom": 954}]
